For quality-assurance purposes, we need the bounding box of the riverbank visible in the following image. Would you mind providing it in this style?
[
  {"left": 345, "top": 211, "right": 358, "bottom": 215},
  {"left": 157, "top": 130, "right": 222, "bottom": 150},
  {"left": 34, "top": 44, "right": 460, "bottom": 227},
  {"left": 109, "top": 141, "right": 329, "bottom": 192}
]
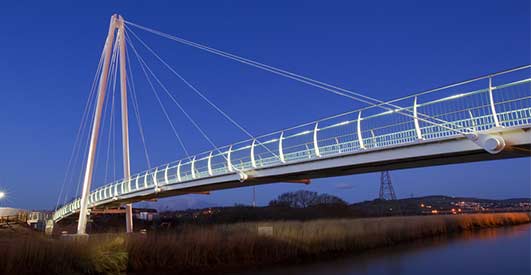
[{"left": 1, "top": 213, "right": 529, "bottom": 274}]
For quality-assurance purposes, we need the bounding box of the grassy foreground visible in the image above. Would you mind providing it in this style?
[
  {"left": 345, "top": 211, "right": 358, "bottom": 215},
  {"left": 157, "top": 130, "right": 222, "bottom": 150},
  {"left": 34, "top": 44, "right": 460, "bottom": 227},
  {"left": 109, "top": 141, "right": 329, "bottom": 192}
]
[{"left": 1, "top": 213, "right": 529, "bottom": 274}]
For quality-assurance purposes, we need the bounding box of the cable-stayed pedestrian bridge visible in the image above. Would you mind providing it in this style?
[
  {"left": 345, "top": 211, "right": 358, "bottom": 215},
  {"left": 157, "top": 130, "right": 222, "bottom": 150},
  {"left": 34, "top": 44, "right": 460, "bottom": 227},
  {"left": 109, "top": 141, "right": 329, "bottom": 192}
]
[{"left": 53, "top": 15, "right": 531, "bottom": 233}]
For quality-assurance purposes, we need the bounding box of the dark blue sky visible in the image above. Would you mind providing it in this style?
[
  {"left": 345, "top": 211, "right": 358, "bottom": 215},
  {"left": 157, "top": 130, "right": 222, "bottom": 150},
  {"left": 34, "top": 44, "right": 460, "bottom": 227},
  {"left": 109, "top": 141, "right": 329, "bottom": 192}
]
[{"left": 0, "top": 1, "right": 529, "bottom": 210}]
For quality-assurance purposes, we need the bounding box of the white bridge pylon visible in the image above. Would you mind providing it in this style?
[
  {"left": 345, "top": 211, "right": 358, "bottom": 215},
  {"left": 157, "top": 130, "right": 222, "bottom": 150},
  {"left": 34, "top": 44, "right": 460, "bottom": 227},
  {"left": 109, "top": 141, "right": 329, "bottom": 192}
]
[
  {"left": 77, "top": 14, "right": 133, "bottom": 234},
  {"left": 65, "top": 14, "right": 531, "bottom": 234}
]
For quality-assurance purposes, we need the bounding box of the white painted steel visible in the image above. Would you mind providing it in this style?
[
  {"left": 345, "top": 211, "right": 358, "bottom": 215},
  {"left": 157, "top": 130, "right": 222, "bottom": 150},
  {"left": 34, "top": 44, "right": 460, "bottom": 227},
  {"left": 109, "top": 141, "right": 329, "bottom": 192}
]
[
  {"left": 77, "top": 15, "right": 119, "bottom": 235},
  {"left": 357, "top": 111, "right": 365, "bottom": 149},
  {"left": 313, "top": 122, "right": 321, "bottom": 157},
  {"left": 279, "top": 132, "right": 286, "bottom": 163}
]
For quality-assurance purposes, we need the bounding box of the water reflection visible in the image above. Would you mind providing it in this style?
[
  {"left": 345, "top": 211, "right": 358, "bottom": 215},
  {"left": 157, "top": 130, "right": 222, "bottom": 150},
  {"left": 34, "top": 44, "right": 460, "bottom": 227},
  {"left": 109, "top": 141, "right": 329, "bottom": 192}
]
[{"left": 239, "top": 224, "right": 531, "bottom": 275}]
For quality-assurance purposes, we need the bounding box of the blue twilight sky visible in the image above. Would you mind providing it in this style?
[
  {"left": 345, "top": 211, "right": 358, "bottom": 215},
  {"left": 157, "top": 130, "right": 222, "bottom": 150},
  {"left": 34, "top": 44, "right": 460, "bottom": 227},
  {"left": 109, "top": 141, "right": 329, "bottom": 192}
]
[{"left": 0, "top": 0, "right": 529, "bottom": 210}]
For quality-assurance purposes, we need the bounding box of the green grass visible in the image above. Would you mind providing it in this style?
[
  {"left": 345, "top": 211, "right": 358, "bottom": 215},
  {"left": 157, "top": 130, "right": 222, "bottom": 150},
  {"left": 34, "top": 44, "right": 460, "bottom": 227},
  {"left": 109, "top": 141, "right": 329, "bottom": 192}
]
[{"left": 1, "top": 213, "right": 529, "bottom": 274}]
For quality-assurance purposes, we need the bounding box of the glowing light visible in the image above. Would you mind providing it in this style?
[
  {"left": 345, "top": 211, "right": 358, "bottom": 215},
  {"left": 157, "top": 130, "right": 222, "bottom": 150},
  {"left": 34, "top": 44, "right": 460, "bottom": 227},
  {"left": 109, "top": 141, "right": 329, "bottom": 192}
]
[{"left": 0, "top": 192, "right": 5, "bottom": 199}]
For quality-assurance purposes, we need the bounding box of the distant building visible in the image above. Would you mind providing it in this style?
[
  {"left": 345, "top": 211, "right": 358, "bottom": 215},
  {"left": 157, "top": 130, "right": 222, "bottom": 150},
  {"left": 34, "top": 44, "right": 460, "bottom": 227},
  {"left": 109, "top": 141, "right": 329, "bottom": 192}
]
[
  {"left": 0, "top": 207, "right": 26, "bottom": 217},
  {"left": 134, "top": 208, "right": 159, "bottom": 221},
  {"left": 27, "top": 211, "right": 53, "bottom": 231}
]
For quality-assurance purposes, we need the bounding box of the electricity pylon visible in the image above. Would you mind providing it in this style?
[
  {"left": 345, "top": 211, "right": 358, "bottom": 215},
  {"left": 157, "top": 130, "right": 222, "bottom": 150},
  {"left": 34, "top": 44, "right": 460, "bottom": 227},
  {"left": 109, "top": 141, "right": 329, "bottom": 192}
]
[{"left": 379, "top": 171, "right": 397, "bottom": 200}]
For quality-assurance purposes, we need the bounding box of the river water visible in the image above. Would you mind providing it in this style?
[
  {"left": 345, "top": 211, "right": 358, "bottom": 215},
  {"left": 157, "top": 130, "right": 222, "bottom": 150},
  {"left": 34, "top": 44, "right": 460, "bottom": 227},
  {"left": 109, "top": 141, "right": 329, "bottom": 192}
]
[{"left": 241, "top": 224, "right": 531, "bottom": 275}]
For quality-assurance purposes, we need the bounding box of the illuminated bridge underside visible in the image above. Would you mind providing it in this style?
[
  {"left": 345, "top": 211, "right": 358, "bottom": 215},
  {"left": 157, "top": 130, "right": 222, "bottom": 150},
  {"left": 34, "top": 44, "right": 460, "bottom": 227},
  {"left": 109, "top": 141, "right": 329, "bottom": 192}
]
[{"left": 54, "top": 75, "right": 531, "bottom": 222}]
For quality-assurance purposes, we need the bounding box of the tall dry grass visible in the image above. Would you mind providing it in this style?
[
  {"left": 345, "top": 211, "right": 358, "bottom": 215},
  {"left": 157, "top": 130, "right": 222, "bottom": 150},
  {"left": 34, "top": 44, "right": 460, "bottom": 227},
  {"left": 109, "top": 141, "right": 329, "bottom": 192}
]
[
  {"left": 0, "top": 229, "right": 127, "bottom": 275},
  {"left": 126, "top": 213, "right": 530, "bottom": 273},
  {"left": 0, "top": 213, "right": 529, "bottom": 274}
]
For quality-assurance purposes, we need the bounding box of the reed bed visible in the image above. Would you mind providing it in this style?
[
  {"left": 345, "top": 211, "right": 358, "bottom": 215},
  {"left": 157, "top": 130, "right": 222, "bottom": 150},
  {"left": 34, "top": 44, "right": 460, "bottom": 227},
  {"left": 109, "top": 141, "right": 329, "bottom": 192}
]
[
  {"left": 126, "top": 212, "right": 530, "bottom": 273},
  {"left": 0, "top": 213, "right": 528, "bottom": 274}
]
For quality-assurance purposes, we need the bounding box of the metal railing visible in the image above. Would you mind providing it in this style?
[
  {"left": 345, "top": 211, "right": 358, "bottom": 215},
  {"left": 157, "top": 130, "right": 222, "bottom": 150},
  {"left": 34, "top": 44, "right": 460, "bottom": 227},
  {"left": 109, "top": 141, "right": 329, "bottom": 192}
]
[{"left": 54, "top": 66, "right": 531, "bottom": 221}]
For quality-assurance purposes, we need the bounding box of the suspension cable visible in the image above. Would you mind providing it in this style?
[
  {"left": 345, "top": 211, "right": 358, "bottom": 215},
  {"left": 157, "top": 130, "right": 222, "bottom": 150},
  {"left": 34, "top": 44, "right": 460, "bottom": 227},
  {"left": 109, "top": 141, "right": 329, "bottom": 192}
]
[
  {"left": 124, "top": 21, "right": 472, "bottom": 135},
  {"left": 127, "top": 36, "right": 239, "bottom": 168},
  {"left": 74, "top": 37, "right": 120, "bottom": 198},
  {"left": 126, "top": 46, "right": 152, "bottom": 169},
  {"left": 124, "top": 32, "right": 191, "bottom": 160},
  {"left": 126, "top": 26, "right": 255, "bottom": 139},
  {"left": 104, "top": 49, "right": 119, "bottom": 184},
  {"left": 126, "top": 26, "right": 280, "bottom": 159},
  {"left": 55, "top": 49, "right": 104, "bottom": 211}
]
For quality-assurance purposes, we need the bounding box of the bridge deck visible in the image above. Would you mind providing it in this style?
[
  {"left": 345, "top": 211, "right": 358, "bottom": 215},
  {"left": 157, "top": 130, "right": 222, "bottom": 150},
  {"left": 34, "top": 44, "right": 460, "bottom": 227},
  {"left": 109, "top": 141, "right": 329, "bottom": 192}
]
[{"left": 54, "top": 73, "right": 531, "bottom": 222}]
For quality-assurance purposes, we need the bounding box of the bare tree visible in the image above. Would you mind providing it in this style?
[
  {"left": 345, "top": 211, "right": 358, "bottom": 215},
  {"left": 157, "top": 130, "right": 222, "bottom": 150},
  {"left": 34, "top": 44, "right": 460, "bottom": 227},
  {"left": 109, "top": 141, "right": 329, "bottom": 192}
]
[{"left": 269, "top": 190, "right": 346, "bottom": 208}]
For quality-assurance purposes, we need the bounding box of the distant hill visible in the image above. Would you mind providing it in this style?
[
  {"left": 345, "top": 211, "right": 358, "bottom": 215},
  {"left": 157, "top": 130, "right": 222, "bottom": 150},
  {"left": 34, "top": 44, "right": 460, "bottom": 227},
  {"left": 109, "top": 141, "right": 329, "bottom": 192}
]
[
  {"left": 155, "top": 195, "right": 530, "bottom": 225},
  {"left": 349, "top": 195, "right": 531, "bottom": 216},
  {"left": 354, "top": 195, "right": 531, "bottom": 205}
]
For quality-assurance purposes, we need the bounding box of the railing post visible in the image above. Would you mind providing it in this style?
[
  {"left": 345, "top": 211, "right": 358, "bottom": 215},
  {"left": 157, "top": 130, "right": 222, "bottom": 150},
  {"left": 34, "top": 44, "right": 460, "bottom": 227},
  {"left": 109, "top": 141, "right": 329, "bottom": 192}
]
[
  {"left": 313, "top": 122, "right": 321, "bottom": 157},
  {"left": 251, "top": 139, "right": 257, "bottom": 168},
  {"left": 305, "top": 144, "right": 312, "bottom": 159},
  {"left": 164, "top": 165, "right": 169, "bottom": 185},
  {"left": 370, "top": 129, "right": 377, "bottom": 148},
  {"left": 227, "top": 146, "right": 233, "bottom": 172},
  {"left": 177, "top": 160, "right": 182, "bottom": 182},
  {"left": 144, "top": 172, "right": 148, "bottom": 188},
  {"left": 357, "top": 111, "right": 365, "bottom": 149},
  {"left": 191, "top": 156, "right": 196, "bottom": 179},
  {"left": 413, "top": 96, "right": 423, "bottom": 140},
  {"left": 468, "top": 110, "right": 477, "bottom": 132},
  {"left": 278, "top": 132, "right": 286, "bottom": 163},
  {"left": 207, "top": 151, "right": 213, "bottom": 176},
  {"left": 488, "top": 77, "right": 501, "bottom": 127},
  {"left": 135, "top": 174, "right": 140, "bottom": 190},
  {"left": 152, "top": 168, "right": 159, "bottom": 187}
]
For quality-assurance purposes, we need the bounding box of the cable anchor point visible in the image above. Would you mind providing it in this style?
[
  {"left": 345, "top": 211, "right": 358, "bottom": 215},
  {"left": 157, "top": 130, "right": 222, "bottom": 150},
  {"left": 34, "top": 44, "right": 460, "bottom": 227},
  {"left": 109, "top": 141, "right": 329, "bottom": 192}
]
[{"left": 466, "top": 132, "right": 506, "bottom": 154}]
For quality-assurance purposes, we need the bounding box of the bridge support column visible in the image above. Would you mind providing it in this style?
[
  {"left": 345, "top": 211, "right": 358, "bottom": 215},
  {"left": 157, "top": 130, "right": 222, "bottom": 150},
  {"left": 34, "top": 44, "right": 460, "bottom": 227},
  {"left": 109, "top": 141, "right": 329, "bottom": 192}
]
[
  {"left": 77, "top": 14, "right": 134, "bottom": 234},
  {"left": 77, "top": 15, "right": 120, "bottom": 235},
  {"left": 116, "top": 15, "right": 134, "bottom": 233}
]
